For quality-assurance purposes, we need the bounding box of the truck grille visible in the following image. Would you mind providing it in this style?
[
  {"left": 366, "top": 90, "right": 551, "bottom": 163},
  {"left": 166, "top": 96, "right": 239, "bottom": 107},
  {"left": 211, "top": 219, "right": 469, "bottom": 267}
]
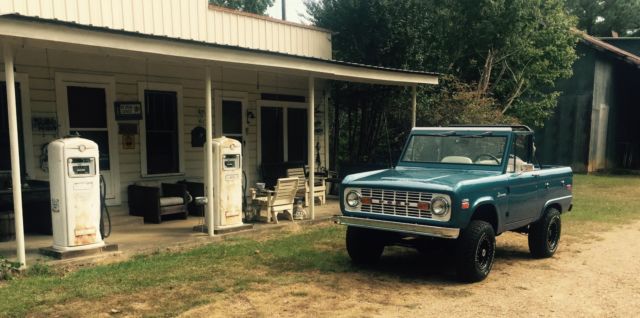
[{"left": 359, "top": 188, "right": 433, "bottom": 219}]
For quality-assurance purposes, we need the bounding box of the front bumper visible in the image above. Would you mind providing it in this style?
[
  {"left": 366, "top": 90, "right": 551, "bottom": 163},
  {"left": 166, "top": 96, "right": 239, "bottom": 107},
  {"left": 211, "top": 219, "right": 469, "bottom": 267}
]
[{"left": 333, "top": 215, "right": 460, "bottom": 239}]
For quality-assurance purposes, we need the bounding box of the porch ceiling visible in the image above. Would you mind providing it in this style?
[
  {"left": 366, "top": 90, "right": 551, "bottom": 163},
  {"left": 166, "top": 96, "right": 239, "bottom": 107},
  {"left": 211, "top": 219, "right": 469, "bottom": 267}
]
[{"left": 0, "top": 14, "right": 438, "bottom": 86}]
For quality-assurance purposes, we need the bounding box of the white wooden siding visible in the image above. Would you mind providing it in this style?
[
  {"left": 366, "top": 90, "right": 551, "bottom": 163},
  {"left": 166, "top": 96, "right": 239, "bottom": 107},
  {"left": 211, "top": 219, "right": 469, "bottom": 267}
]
[
  {"left": 1, "top": 46, "right": 328, "bottom": 210},
  {"left": 0, "top": 0, "right": 332, "bottom": 59}
]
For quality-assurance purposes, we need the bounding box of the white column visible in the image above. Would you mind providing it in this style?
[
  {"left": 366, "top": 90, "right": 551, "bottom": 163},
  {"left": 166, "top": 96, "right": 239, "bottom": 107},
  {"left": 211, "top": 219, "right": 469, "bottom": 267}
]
[
  {"left": 3, "top": 42, "right": 26, "bottom": 268},
  {"left": 411, "top": 85, "right": 417, "bottom": 128},
  {"left": 204, "top": 67, "right": 215, "bottom": 236},
  {"left": 308, "top": 77, "right": 315, "bottom": 220}
]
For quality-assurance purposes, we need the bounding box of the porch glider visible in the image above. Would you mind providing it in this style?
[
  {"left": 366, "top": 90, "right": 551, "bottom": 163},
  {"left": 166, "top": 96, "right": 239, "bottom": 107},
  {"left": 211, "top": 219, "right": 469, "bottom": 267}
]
[{"left": 0, "top": 15, "right": 438, "bottom": 86}]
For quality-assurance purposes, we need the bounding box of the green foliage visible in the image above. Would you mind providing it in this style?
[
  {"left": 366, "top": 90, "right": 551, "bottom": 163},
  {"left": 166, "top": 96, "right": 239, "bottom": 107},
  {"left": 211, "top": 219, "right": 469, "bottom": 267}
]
[
  {"left": 308, "top": 0, "right": 577, "bottom": 163},
  {"left": 0, "top": 255, "right": 21, "bottom": 280},
  {"left": 566, "top": 0, "right": 640, "bottom": 36},
  {"left": 209, "top": 0, "right": 274, "bottom": 14}
]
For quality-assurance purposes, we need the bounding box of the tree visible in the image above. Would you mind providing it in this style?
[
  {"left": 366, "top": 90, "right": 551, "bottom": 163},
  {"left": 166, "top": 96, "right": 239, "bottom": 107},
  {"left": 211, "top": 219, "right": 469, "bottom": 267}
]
[
  {"left": 566, "top": 0, "right": 640, "bottom": 36},
  {"left": 308, "top": 0, "right": 577, "bottom": 163},
  {"left": 209, "top": 0, "right": 274, "bottom": 14}
]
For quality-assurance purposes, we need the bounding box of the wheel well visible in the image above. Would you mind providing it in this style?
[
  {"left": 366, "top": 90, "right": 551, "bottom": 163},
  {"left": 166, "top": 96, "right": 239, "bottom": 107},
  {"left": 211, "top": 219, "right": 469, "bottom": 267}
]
[
  {"left": 547, "top": 203, "right": 562, "bottom": 214},
  {"left": 471, "top": 204, "right": 498, "bottom": 234}
]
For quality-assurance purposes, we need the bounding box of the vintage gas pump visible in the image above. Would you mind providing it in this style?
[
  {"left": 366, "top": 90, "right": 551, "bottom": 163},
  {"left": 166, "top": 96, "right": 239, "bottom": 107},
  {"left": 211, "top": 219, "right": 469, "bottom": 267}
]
[
  {"left": 206, "top": 137, "right": 250, "bottom": 232},
  {"left": 48, "top": 137, "right": 105, "bottom": 251}
]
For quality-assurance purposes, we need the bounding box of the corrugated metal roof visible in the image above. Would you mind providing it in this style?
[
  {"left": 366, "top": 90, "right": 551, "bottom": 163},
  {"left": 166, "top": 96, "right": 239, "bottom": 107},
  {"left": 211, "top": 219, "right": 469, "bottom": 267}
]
[
  {"left": 0, "top": 13, "right": 439, "bottom": 78},
  {"left": 577, "top": 30, "right": 640, "bottom": 67}
]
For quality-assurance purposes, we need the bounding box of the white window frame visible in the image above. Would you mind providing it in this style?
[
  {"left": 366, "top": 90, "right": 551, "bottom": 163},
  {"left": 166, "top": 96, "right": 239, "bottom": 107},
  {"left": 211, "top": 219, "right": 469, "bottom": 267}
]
[
  {"left": 214, "top": 90, "right": 248, "bottom": 140},
  {"left": 256, "top": 99, "right": 307, "bottom": 165},
  {"left": 55, "top": 72, "right": 121, "bottom": 205},
  {"left": 0, "top": 72, "right": 34, "bottom": 178},
  {"left": 138, "top": 82, "right": 185, "bottom": 178}
]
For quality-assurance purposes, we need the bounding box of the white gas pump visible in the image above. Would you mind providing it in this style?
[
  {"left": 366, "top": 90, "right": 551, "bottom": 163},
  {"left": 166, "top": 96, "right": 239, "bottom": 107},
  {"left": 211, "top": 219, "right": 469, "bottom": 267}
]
[
  {"left": 48, "top": 137, "right": 105, "bottom": 251},
  {"left": 206, "top": 137, "right": 246, "bottom": 231}
]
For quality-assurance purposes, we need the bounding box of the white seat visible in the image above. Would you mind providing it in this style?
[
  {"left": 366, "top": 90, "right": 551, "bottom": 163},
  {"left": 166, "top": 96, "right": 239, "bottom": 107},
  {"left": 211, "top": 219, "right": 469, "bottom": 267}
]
[
  {"left": 441, "top": 156, "right": 473, "bottom": 164},
  {"left": 159, "top": 196, "right": 184, "bottom": 207}
]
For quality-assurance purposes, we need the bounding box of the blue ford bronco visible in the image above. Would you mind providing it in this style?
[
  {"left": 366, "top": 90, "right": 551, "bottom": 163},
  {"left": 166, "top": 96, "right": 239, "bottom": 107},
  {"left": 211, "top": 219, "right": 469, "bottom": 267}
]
[{"left": 335, "top": 125, "right": 573, "bottom": 282}]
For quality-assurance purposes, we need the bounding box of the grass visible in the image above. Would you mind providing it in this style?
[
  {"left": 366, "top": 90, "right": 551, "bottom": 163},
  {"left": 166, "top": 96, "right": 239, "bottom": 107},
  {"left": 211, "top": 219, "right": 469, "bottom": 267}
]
[
  {"left": 563, "top": 174, "right": 640, "bottom": 234},
  {"left": 0, "top": 174, "right": 639, "bottom": 316}
]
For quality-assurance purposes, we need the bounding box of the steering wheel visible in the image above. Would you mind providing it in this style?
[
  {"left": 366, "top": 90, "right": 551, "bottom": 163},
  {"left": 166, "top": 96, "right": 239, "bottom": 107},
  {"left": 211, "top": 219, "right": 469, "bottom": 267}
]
[{"left": 474, "top": 153, "right": 501, "bottom": 164}]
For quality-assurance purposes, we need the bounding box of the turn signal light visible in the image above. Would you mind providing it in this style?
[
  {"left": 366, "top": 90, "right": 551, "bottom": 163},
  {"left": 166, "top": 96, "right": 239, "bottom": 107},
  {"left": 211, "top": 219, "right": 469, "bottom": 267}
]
[
  {"left": 417, "top": 202, "right": 430, "bottom": 211},
  {"left": 361, "top": 197, "right": 372, "bottom": 205},
  {"left": 566, "top": 184, "right": 572, "bottom": 192}
]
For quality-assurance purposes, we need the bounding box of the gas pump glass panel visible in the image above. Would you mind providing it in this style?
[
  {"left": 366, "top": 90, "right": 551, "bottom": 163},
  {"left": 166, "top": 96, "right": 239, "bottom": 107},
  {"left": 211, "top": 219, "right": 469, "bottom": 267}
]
[
  {"left": 67, "top": 158, "right": 96, "bottom": 177},
  {"left": 401, "top": 135, "right": 507, "bottom": 166},
  {"left": 223, "top": 154, "right": 240, "bottom": 170}
]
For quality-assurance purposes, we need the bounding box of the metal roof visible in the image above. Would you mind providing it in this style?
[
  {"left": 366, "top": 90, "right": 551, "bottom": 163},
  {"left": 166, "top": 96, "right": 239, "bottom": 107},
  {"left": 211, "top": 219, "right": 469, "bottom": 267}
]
[
  {"left": 578, "top": 30, "right": 640, "bottom": 67},
  {"left": 0, "top": 14, "right": 439, "bottom": 80}
]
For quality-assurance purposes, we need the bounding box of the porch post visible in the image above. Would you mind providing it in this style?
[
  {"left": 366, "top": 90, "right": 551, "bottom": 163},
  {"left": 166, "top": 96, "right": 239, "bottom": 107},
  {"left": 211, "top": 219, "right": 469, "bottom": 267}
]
[
  {"left": 411, "top": 85, "right": 417, "bottom": 128},
  {"left": 3, "top": 42, "right": 26, "bottom": 268},
  {"left": 308, "top": 77, "right": 315, "bottom": 220},
  {"left": 205, "top": 67, "right": 215, "bottom": 236}
]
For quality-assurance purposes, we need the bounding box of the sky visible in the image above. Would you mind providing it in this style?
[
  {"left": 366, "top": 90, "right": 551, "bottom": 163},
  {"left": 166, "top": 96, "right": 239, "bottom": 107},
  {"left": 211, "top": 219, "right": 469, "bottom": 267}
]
[{"left": 265, "top": 0, "right": 312, "bottom": 24}]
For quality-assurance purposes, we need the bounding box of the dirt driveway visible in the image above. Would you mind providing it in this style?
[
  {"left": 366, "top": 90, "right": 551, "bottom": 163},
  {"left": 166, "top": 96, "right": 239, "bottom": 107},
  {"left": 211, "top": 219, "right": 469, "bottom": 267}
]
[{"left": 181, "top": 222, "right": 640, "bottom": 318}]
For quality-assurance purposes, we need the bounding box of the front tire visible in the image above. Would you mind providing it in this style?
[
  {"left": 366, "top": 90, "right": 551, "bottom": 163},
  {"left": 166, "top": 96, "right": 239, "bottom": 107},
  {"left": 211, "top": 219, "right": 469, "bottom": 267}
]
[
  {"left": 346, "top": 226, "right": 385, "bottom": 265},
  {"left": 456, "top": 220, "right": 496, "bottom": 283},
  {"left": 528, "top": 207, "right": 562, "bottom": 258}
]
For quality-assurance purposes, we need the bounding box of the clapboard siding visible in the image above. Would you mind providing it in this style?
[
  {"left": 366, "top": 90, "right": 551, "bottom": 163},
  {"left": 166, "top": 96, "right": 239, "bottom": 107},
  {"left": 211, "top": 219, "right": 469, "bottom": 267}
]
[
  {"left": 1, "top": 46, "right": 328, "bottom": 206},
  {"left": 0, "top": 0, "right": 332, "bottom": 59}
]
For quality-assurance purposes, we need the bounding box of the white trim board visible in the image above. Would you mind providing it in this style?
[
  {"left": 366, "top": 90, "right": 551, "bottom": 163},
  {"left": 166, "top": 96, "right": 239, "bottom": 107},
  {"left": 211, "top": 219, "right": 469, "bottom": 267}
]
[
  {"left": 138, "top": 81, "right": 186, "bottom": 178},
  {"left": 1, "top": 72, "right": 35, "bottom": 179}
]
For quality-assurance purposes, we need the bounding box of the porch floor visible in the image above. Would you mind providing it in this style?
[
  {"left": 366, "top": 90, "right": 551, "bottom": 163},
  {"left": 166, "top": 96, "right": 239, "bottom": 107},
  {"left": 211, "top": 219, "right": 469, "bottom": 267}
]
[{"left": 0, "top": 197, "right": 340, "bottom": 267}]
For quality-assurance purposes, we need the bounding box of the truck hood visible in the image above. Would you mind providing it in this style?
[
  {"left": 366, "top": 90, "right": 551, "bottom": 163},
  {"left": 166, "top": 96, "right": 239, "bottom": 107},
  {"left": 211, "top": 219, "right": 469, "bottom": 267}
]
[{"left": 343, "top": 167, "right": 501, "bottom": 192}]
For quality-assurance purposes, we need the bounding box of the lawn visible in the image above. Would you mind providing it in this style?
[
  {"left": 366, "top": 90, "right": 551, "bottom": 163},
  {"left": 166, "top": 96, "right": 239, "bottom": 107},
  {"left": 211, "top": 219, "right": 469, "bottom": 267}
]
[{"left": 0, "top": 174, "right": 639, "bottom": 317}]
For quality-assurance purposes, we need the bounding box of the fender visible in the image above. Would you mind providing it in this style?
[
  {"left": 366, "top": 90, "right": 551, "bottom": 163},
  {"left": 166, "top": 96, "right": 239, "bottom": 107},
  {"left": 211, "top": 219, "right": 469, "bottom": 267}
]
[
  {"left": 537, "top": 195, "right": 573, "bottom": 220},
  {"left": 460, "top": 196, "right": 502, "bottom": 233}
]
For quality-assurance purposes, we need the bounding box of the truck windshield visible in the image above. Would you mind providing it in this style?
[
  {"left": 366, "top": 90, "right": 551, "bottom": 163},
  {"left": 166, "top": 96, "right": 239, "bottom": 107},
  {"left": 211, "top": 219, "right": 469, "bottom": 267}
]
[{"left": 401, "top": 135, "right": 507, "bottom": 166}]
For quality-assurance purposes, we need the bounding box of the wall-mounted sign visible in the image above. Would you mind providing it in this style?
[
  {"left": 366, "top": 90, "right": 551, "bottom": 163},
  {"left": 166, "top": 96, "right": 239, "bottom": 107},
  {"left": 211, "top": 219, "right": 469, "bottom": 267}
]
[{"left": 114, "top": 102, "right": 143, "bottom": 120}]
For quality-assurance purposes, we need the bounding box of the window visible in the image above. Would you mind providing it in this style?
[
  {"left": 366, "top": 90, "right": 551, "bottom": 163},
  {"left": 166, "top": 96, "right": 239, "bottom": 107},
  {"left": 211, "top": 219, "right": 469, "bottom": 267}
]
[
  {"left": 259, "top": 103, "right": 308, "bottom": 164},
  {"left": 401, "top": 134, "right": 507, "bottom": 166},
  {"left": 287, "top": 108, "right": 308, "bottom": 162},
  {"left": 144, "top": 90, "right": 180, "bottom": 175},
  {"left": 222, "top": 100, "right": 243, "bottom": 143},
  {"left": 0, "top": 82, "right": 24, "bottom": 173},
  {"left": 67, "top": 86, "right": 110, "bottom": 170},
  {"left": 260, "top": 107, "right": 284, "bottom": 164}
]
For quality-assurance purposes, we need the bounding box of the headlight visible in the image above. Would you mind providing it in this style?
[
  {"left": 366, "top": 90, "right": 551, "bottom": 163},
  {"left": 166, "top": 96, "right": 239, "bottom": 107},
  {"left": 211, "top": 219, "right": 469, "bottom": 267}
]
[
  {"left": 346, "top": 190, "right": 361, "bottom": 207},
  {"left": 431, "top": 197, "right": 449, "bottom": 216}
]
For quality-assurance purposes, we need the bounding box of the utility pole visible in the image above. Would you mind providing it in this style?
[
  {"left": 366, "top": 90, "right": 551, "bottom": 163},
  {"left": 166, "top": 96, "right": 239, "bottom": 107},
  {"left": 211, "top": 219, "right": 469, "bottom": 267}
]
[{"left": 282, "top": 0, "right": 286, "bottom": 21}]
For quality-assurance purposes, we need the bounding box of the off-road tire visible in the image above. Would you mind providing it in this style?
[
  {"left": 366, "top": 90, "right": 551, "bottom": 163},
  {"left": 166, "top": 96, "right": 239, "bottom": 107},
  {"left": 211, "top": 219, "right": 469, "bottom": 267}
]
[
  {"left": 456, "top": 220, "right": 496, "bottom": 283},
  {"left": 346, "top": 226, "right": 385, "bottom": 265},
  {"left": 528, "top": 207, "right": 562, "bottom": 258}
]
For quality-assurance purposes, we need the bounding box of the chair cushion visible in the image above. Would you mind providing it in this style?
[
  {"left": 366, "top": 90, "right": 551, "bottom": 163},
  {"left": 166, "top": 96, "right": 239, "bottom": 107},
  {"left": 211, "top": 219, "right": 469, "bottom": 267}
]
[{"left": 159, "top": 196, "right": 184, "bottom": 207}]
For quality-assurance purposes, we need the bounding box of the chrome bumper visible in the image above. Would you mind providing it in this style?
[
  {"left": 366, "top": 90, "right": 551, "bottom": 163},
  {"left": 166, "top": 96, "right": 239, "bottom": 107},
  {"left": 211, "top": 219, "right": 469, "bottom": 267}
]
[{"left": 333, "top": 215, "right": 460, "bottom": 239}]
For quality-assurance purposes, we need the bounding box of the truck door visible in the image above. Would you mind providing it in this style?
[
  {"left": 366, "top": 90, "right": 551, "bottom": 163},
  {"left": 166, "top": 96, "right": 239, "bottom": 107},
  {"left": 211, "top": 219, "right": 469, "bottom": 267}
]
[{"left": 505, "top": 134, "right": 540, "bottom": 227}]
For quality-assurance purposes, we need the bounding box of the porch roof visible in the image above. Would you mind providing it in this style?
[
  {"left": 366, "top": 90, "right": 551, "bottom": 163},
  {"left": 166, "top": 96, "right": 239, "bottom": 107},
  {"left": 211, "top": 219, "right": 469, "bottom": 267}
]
[{"left": 0, "top": 14, "right": 439, "bottom": 86}]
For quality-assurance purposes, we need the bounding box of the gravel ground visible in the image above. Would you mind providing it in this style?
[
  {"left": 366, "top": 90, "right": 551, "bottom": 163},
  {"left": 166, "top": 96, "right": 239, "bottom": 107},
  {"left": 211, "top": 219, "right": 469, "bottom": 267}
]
[{"left": 181, "top": 221, "right": 640, "bottom": 318}]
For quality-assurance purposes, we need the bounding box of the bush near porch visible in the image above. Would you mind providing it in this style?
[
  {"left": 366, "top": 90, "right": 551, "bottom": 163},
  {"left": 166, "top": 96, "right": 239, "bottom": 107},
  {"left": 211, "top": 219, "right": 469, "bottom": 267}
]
[{"left": 0, "top": 174, "right": 639, "bottom": 316}]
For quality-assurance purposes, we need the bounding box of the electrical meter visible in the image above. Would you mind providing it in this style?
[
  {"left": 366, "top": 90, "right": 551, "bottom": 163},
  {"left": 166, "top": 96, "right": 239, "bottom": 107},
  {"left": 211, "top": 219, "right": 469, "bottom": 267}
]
[{"left": 48, "top": 137, "right": 105, "bottom": 251}]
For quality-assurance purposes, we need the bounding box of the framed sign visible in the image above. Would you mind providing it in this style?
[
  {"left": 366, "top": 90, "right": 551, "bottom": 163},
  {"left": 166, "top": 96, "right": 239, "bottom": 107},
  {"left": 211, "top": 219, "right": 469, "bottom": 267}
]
[{"left": 114, "top": 101, "right": 143, "bottom": 120}]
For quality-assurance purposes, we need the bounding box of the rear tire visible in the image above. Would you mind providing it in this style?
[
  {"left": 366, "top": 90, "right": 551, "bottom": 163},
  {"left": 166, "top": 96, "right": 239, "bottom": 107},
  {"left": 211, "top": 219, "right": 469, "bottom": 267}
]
[
  {"left": 456, "top": 220, "right": 496, "bottom": 283},
  {"left": 346, "top": 226, "right": 385, "bottom": 265},
  {"left": 528, "top": 207, "right": 562, "bottom": 258}
]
